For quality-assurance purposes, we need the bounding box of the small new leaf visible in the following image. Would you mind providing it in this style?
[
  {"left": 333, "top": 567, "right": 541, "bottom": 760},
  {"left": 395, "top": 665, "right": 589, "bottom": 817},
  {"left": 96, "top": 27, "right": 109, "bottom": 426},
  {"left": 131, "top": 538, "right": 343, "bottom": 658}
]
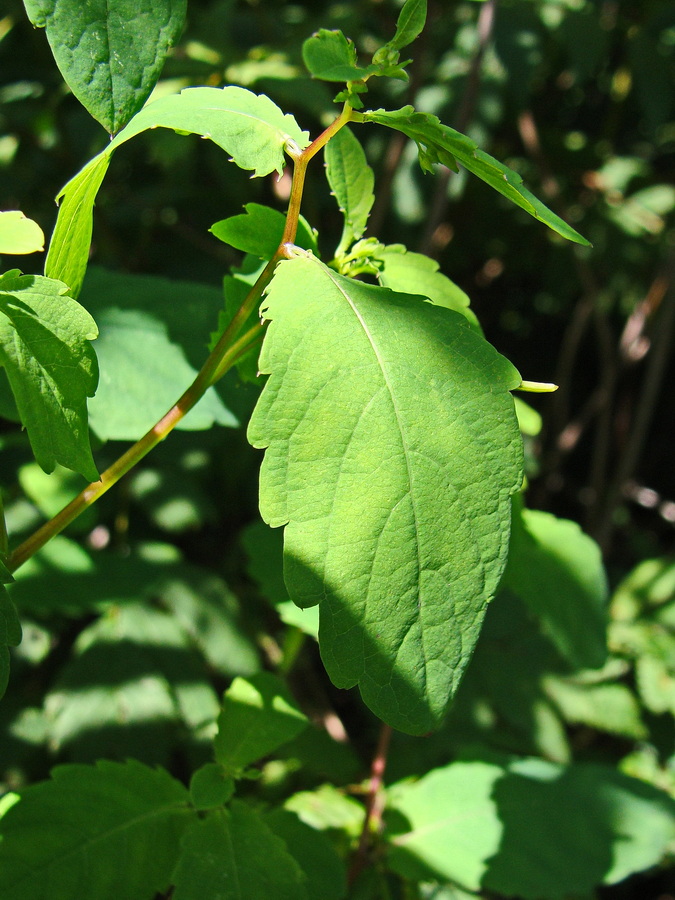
[
  {"left": 324, "top": 127, "right": 375, "bottom": 257},
  {"left": 302, "top": 30, "right": 380, "bottom": 82},
  {"left": 0, "top": 270, "right": 99, "bottom": 480}
]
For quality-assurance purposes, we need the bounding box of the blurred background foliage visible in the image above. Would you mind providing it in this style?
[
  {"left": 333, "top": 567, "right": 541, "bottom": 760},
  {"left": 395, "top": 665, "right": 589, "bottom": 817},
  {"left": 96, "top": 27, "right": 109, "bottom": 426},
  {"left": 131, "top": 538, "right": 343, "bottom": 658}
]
[{"left": 1, "top": 0, "right": 675, "bottom": 896}]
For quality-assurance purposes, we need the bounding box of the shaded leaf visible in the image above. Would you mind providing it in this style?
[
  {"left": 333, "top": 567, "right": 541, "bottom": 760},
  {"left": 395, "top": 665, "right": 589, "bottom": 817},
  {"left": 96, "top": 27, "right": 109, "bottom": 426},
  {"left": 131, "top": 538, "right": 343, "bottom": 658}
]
[
  {"left": 0, "top": 759, "right": 192, "bottom": 898},
  {"left": 265, "top": 808, "right": 348, "bottom": 900},
  {"left": 1, "top": 585, "right": 21, "bottom": 700},
  {"left": 0, "top": 211, "right": 44, "bottom": 255},
  {"left": 502, "top": 509, "right": 608, "bottom": 670},
  {"left": 324, "top": 126, "right": 374, "bottom": 256},
  {"left": 0, "top": 271, "right": 98, "bottom": 480},
  {"left": 248, "top": 255, "right": 523, "bottom": 733},
  {"left": 385, "top": 758, "right": 675, "bottom": 897},
  {"left": 24, "top": 0, "right": 187, "bottom": 134},
  {"left": 357, "top": 107, "right": 591, "bottom": 245},
  {"left": 80, "top": 268, "right": 238, "bottom": 441},
  {"left": 214, "top": 672, "right": 308, "bottom": 777},
  {"left": 383, "top": 0, "right": 427, "bottom": 53},
  {"left": 172, "top": 802, "right": 309, "bottom": 900},
  {"left": 189, "top": 763, "right": 235, "bottom": 810}
]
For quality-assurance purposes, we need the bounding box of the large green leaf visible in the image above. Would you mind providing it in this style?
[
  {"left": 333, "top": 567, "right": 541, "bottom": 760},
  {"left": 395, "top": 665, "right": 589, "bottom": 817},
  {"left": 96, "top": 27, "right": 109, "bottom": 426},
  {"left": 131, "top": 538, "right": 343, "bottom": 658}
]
[
  {"left": 502, "top": 508, "right": 608, "bottom": 670},
  {"left": 0, "top": 270, "right": 98, "bottom": 480},
  {"left": 214, "top": 672, "right": 308, "bottom": 777},
  {"left": 385, "top": 757, "right": 675, "bottom": 897},
  {"left": 47, "top": 87, "right": 309, "bottom": 296},
  {"left": 23, "top": 0, "right": 187, "bottom": 134},
  {"left": 356, "top": 107, "right": 591, "bottom": 246},
  {"left": 172, "top": 803, "right": 309, "bottom": 900},
  {"left": 324, "top": 126, "right": 374, "bottom": 257},
  {"left": 0, "top": 759, "right": 192, "bottom": 898},
  {"left": 248, "top": 254, "right": 523, "bottom": 733}
]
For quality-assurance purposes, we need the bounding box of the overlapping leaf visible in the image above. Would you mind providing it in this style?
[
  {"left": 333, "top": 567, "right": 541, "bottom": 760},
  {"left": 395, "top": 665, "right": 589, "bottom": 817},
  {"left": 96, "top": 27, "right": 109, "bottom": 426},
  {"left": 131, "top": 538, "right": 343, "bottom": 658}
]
[
  {"left": 24, "top": 0, "right": 187, "bottom": 134},
  {"left": 356, "top": 107, "right": 591, "bottom": 245},
  {"left": 0, "top": 211, "right": 44, "bottom": 255},
  {"left": 172, "top": 803, "right": 309, "bottom": 900},
  {"left": 248, "top": 255, "right": 523, "bottom": 733},
  {"left": 385, "top": 757, "right": 675, "bottom": 897},
  {"left": 0, "top": 270, "right": 98, "bottom": 480},
  {"left": 46, "top": 87, "right": 310, "bottom": 296},
  {"left": 0, "top": 759, "right": 192, "bottom": 898},
  {"left": 324, "top": 126, "right": 374, "bottom": 257}
]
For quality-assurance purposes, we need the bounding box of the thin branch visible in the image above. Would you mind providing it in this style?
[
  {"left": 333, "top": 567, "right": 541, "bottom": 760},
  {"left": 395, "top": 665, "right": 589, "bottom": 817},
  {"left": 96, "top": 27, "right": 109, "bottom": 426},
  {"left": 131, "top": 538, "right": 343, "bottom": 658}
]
[{"left": 348, "top": 723, "right": 393, "bottom": 885}]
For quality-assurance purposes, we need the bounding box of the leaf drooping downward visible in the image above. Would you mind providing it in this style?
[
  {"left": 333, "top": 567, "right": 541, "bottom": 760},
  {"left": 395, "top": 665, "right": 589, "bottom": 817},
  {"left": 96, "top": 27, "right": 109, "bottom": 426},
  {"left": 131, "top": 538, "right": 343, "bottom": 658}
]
[{"left": 248, "top": 255, "right": 523, "bottom": 733}]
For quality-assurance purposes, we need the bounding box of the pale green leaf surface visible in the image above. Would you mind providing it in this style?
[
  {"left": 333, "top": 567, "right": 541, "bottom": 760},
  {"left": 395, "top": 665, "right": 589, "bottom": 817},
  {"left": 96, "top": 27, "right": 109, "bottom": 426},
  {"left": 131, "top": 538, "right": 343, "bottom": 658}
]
[
  {"left": 79, "top": 268, "right": 238, "bottom": 441},
  {"left": 248, "top": 255, "right": 523, "bottom": 733},
  {"left": 214, "top": 672, "right": 308, "bottom": 777},
  {"left": 0, "top": 211, "right": 44, "bottom": 254},
  {"left": 0, "top": 759, "right": 192, "bottom": 899},
  {"left": 172, "top": 803, "right": 309, "bottom": 900},
  {"left": 358, "top": 108, "right": 591, "bottom": 245},
  {"left": 284, "top": 784, "right": 365, "bottom": 836},
  {"left": 47, "top": 88, "right": 308, "bottom": 297},
  {"left": 375, "top": 243, "right": 477, "bottom": 326},
  {"left": 302, "top": 30, "right": 380, "bottom": 82},
  {"left": 324, "top": 126, "right": 374, "bottom": 256},
  {"left": 544, "top": 676, "right": 647, "bottom": 739},
  {"left": 0, "top": 271, "right": 98, "bottom": 480},
  {"left": 210, "top": 203, "right": 317, "bottom": 259},
  {"left": 502, "top": 509, "right": 608, "bottom": 670},
  {"left": 386, "top": 758, "right": 675, "bottom": 897},
  {"left": 109, "top": 86, "right": 310, "bottom": 175},
  {"left": 23, "top": 0, "right": 187, "bottom": 134},
  {"left": 45, "top": 153, "right": 110, "bottom": 298}
]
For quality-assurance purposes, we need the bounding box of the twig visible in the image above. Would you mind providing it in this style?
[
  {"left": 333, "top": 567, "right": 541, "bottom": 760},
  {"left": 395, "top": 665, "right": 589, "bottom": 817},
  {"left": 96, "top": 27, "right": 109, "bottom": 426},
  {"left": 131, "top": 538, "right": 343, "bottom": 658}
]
[{"left": 348, "top": 723, "right": 393, "bottom": 885}]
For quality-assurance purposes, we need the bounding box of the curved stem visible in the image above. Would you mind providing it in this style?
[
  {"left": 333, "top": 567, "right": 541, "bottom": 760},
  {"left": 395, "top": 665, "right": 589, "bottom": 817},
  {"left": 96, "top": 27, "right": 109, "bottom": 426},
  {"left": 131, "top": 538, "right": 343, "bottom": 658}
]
[
  {"left": 7, "top": 104, "right": 354, "bottom": 574},
  {"left": 349, "top": 723, "right": 393, "bottom": 885},
  {"left": 7, "top": 322, "right": 264, "bottom": 573}
]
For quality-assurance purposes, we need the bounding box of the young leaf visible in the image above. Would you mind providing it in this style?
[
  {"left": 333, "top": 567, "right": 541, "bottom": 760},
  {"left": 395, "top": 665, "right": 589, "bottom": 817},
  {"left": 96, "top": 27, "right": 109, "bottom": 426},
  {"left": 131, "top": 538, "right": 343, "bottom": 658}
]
[
  {"left": 172, "top": 803, "right": 309, "bottom": 900},
  {"left": 47, "top": 87, "right": 310, "bottom": 297},
  {"left": 324, "top": 126, "right": 375, "bottom": 257},
  {"left": 385, "top": 758, "right": 675, "bottom": 897},
  {"left": 45, "top": 153, "right": 111, "bottom": 298},
  {"left": 0, "top": 211, "right": 44, "bottom": 255},
  {"left": 357, "top": 107, "right": 592, "bottom": 246},
  {"left": 374, "top": 243, "right": 478, "bottom": 326},
  {"left": 382, "top": 0, "right": 428, "bottom": 53},
  {"left": 211, "top": 203, "right": 318, "bottom": 259},
  {"left": 248, "top": 255, "right": 523, "bottom": 734},
  {"left": 302, "top": 30, "right": 380, "bottom": 83},
  {"left": 0, "top": 759, "right": 192, "bottom": 899},
  {"left": 0, "top": 270, "right": 99, "bottom": 480},
  {"left": 23, "top": 0, "right": 187, "bottom": 134},
  {"left": 502, "top": 509, "right": 608, "bottom": 671},
  {"left": 214, "top": 672, "right": 308, "bottom": 777}
]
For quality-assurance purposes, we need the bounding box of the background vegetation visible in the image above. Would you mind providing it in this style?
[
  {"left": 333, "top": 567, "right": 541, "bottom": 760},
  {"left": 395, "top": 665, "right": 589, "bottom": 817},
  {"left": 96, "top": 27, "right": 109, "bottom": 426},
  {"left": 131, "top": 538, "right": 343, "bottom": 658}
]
[{"left": 1, "top": 0, "right": 675, "bottom": 897}]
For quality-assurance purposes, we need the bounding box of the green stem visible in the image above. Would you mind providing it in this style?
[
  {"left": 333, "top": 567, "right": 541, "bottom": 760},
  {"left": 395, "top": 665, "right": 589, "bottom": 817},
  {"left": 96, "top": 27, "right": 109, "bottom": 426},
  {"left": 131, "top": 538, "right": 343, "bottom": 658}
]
[
  {"left": 7, "top": 322, "right": 264, "bottom": 573},
  {"left": 7, "top": 103, "right": 354, "bottom": 574}
]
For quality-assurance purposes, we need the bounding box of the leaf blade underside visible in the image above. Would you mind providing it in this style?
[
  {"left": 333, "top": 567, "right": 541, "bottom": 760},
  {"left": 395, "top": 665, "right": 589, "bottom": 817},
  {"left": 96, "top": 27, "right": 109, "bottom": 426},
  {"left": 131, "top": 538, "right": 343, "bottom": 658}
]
[{"left": 248, "top": 256, "right": 523, "bottom": 733}]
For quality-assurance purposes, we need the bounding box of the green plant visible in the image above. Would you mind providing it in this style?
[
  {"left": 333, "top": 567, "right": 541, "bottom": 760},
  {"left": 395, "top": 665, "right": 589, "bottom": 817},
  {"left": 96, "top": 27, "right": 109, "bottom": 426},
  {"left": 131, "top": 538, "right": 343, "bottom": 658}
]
[{"left": 1, "top": 1, "right": 674, "bottom": 897}]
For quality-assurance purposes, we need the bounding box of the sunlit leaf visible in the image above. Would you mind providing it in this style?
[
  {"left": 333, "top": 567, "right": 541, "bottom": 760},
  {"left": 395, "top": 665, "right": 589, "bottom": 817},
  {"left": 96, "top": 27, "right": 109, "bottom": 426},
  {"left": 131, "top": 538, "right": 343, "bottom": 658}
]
[
  {"left": 385, "top": 757, "right": 675, "bottom": 897},
  {"left": 0, "top": 270, "right": 98, "bottom": 480},
  {"left": 357, "top": 107, "right": 591, "bottom": 245},
  {"left": 248, "top": 254, "right": 523, "bottom": 733},
  {"left": 211, "top": 203, "right": 317, "bottom": 259},
  {"left": 24, "top": 0, "right": 187, "bottom": 133},
  {"left": 0, "top": 211, "right": 44, "bottom": 255},
  {"left": 325, "top": 126, "right": 374, "bottom": 257},
  {"left": 302, "top": 30, "right": 379, "bottom": 82}
]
